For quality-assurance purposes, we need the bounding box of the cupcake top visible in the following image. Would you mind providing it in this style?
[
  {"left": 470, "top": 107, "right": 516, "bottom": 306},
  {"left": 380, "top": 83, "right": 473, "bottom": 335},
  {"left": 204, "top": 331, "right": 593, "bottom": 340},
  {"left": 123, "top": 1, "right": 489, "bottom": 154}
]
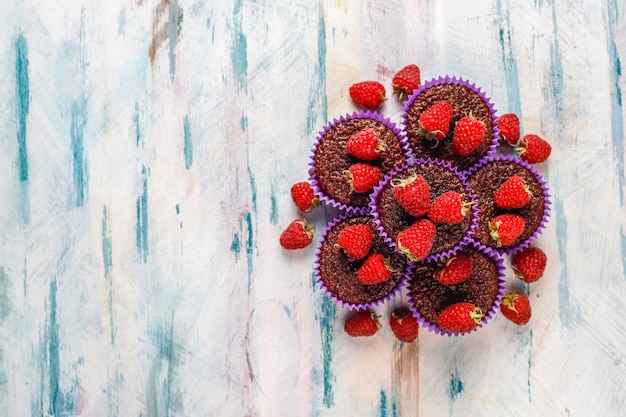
[
  {"left": 309, "top": 111, "right": 410, "bottom": 212},
  {"left": 406, "top": 244, "right": 505, "bottom": 336},
  {"left": 402, "top": 76, "right": 498, "bottom": 171},
  {"left": 465, "top": 155, "right": 550, "bottom": 255},
  {"left": 314, "top": 214, "right": 409, "bottom": 310},
  {"left": 370, "top": 158, "right": 477, "bottom": 263}
]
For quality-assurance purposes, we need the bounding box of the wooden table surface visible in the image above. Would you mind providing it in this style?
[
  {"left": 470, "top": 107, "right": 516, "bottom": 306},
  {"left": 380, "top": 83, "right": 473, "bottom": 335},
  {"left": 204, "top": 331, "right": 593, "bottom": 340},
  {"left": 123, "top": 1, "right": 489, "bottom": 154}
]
[{"left": 1, "top": 1, "right": 625, "bottom": 416}]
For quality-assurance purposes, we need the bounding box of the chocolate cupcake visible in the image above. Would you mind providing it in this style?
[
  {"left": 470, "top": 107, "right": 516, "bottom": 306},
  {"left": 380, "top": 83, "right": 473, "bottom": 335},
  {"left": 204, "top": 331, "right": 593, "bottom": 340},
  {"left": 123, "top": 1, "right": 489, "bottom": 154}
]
[
  {"left": 314, "top": 213, "right": 409, "bottom": 310},
  {"left": 406, "top": 243, "right": 506, "bottom": 336},
  {"left": 465, "top": 155, "right": 551, "bottom": 255},
  {"left": 370, "top": 158, "right": 477, "bottom": 263},
  {"left": 309, "top": 111, "right": 410, "bottom": 212},
  {"left": 401, "top": 76, "right": 499, "bottom": 171}
]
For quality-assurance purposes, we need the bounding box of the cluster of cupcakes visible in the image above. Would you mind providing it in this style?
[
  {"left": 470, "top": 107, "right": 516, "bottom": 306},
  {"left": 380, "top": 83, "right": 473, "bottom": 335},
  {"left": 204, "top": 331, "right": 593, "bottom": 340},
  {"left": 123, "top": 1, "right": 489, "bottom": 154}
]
[{"left": 281, "top": 68, "right": 551, "bottom": 337}]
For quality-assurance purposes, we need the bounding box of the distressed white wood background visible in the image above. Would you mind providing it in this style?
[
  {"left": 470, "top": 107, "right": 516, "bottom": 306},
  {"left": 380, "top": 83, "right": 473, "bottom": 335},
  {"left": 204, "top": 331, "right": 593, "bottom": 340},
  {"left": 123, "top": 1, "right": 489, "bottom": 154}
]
[{"left": 1, "top": 0, "right": 625, "bottom": 416}]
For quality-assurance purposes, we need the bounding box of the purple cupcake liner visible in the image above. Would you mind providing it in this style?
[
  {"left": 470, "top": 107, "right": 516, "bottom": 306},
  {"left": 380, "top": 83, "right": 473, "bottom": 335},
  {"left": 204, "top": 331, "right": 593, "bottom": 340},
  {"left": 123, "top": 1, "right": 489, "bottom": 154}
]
[
  {"left": 400, "top": 76, "right": 500, "bottom": 171},
  {"left": 313, "top": 211, "right": 411, "bottom": 311},
  {"left": 369, "top": 157, "right": 479, "bottom": 263},
  {"left": 308, "top": 110, "right": 412, "bottom": 213},
  {"left": 404, "top": 240, "right": 507, "bottom": 337},
  {"left": 465, "top": 154, "right": 551, "bottom": 256}
]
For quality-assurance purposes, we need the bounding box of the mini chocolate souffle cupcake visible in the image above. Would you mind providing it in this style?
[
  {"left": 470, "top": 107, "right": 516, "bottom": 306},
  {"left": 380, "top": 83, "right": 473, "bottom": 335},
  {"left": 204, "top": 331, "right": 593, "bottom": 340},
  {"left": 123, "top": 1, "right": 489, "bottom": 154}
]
[
  {"left": 314, "top": 213, "right": 410, "bottom": 310},
  {"left": 370, "top": 158, "right": 477, "bottom": 263},
  {"left": 309, "top": 111, "right": 411, "bottom": 212},
  {"left": 406, "top": 243, "right": 506, "bottom": 336},
  {"left": 401, "top": 76, "right": 499, "bottom": 171},
  {"left": 465, "top": 155, "right": 551, "bottom": 255}
]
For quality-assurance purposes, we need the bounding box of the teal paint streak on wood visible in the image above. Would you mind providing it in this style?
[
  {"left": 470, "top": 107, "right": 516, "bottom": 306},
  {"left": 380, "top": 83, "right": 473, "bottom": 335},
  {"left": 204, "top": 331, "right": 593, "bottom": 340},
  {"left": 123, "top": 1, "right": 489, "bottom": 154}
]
[
  {"left": 15, "top": 33, "right": 31, "bottom": 225},
  {"left": 230, "top": 232, "right": 241, "bottom": 261},
  {"left": 605, "top": 0, "right": 626, "bottom": 277},
  {"left": 46, "top": 277, "right": 61, "bottom": 416},
  {"left": 168, "top": 0, "right": 183, "bottom": 81},
  {"left": 391, "top": 399, "right": 398, "bottom": 417},
  {"left": 269, "top": 181, "right": 278, "bottom": 225},
  {"left": 71, "top": 98, "right": 88, "bottom": 207},
  {"left": 495, "top": 0, "right": 522, "bottom": 116},
  {"left": 147, "top": 317, "right": 184, "bottom": 417},
  {"left": 554, "top": 193, "right": 581, "bottom": 329},
  {"left": 231, "top": 0, "right": 248, "bottom": 90},
  {"left": 305, "top": 5, "right": 328, "bottom": 137},
  {"left": 378, "top": 389, "right": 388, "bottom": 417},
  {"left": 136, "top": 166, "right": 150, "bottom": 262},
  {"left": 310, "top": 5, "right": 332, "bottom": 413},
  {"left": 102, "top": 206, "right": 115, "bottom": 346},
  {"left": 448, "top": 366, "right": 463, "bottom": 416},
  {"left": 183, "top": 115, "right": 193, "bottom": 169},
  {"left": 546, "top": 4, "right": 581, "bottom": 329},
  {"left": 244, "top": 212, "right": 254, "bottom": 293},
  {"left": 134, "top": 103, "right": 142, "bottom": 146},
  {"left": 312, "top": 272, "right": 336, "bottom": 409},
  {"left": 0, "top": 268, "right": 11, "bottom": 322},
  {"left": 14, "top": 33, "right": 30, "bottom": 182},
  {"left": 102, "top": 207, "right": 113, "bottom": 278}
]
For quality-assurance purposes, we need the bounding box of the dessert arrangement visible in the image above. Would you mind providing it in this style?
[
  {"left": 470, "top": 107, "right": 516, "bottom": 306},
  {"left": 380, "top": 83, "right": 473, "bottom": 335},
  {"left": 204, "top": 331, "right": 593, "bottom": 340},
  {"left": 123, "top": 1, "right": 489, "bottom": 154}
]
[{"left": 279, "top": 64, "right": 551, "bottom": 339}]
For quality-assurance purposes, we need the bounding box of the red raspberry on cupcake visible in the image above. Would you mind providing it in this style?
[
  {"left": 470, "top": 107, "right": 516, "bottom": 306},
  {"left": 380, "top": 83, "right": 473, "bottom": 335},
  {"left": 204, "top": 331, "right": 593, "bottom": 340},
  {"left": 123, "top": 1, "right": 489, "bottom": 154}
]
[
  {"left": 396, "top": 219, "right": 436, "bottom": 261},
  {"left": 336, "top": 223, "right": 373, "bottom": 260},
  {"left": 417, "top": 101, "right": 453, "bottom": 141},
  {"left": 438, "top": 302, "right": 484, "bottom": 334},
  {"left": 494, "top": 176, "right": 532, "bottom": 209},
  {"left": 489, "top": 214, "right": 525, "bottom": 247},
  {"left": 357, "top": 253, "right": 394, "bottom": 285},
  {"left": 428, "top": 191, "right": 472, "bottom": 224},
  {"left": 452, "top": 115, "right": 487, "bottom": 157},
  {"left": 391, "top": 174, "right": 431, "bottom": 217},
  {"left": 346, "top": 128, "right": 387, "bottom": 161},
  {"left": 434, "top": 253, "right": 473, "bottom": 285},
  {"left": 344, "top": 163, "right": 382, "bottom": 193}
]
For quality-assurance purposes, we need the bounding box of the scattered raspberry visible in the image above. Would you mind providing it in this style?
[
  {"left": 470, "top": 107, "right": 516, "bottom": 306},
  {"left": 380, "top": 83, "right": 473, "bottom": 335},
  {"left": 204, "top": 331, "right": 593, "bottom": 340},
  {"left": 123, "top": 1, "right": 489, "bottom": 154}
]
[
  {"left": 428, "top": 191, "right": 472, "bottom": 224},
  {"left": 494, "top": 176, "right": 532, "bottom": 209},
  {"left": 516, "top": 134, "right": 551, "bottom": 163},
  {"left": 392, "top": 64, "right": 421, "bottom": 100},
  {"left": 500, "top": 291, "right": 532, "bottom": 325},
  {"left": 290, "top": 181, "right": 319, "bottom": 213},
  {"left": 349, "top": 81, "right": 386, "bottom": 109},
  {"left": 497, "top": 113, "right": 520, "bottom": 146},
  {"left": 438, "top": 302, "right": 484, "bottom": 333},
  {"left": 279, "top": 218, "right": 314, "bottom": 250},
  {"left": 452, "top": 115, "right": 486, "bottom": 157},
  {"left": 396, "top": 219, "right": 436, "bottom": 262},
  {"left": 434, "top": 253, "right": 473, "bottom": 285},
  {"left": 417, "top": 101, "right": 453, "bottom": 141},
  {"left": 344, "top": 310, "right": 382, "bottom": 337},
  {"left": 511, "top": 247, "right": 547, "bottom": 283},
  {"left": 489, "top": 214, "right": 526, "bottom": 247},
  {"left": 346, "top": 128, "right": 387, "bottom": 161},
  {"left": 389, "top": 308, "right": 419, "bottom": 343},
  {"left": 391, "top": 174, "right": 431, "bottom": 217},
  {"left": 344, "top": 163, "right": 382, "bottom": 193},
  {"left": 336, "top": 223, "right": 373, "bottom": 260},
  {"left": 357, "top": 253, "right": 393, "bottom": 285}
]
